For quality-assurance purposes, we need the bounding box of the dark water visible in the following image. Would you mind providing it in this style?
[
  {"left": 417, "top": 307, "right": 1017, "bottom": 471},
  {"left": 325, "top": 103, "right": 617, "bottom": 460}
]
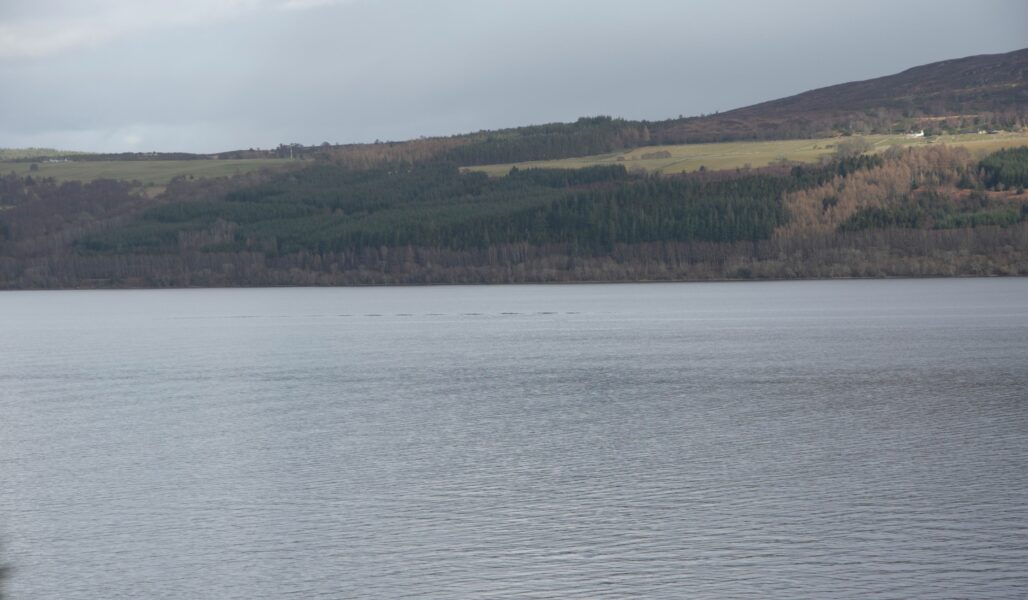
[{"left": 1, "top": 279, "right": 1026, "bottom": 599}]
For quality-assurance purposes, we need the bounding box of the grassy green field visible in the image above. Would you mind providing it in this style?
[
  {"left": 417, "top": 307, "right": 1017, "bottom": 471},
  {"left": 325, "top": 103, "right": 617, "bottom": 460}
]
[
  {"left": 0, "top": 158, "right": 299, "bottom": 186},
  {"left": 5, "top": 131, "right": 1026, "bottom": 186},
  {"left": 464, "top": 131, "right": 1028, "bottom": 176}
]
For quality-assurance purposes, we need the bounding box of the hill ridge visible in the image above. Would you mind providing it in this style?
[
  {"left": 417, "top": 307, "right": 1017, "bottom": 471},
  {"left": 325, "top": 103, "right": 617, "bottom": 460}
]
[{"left": 723, "top": 48, "right": 1028, "bottom": 119}]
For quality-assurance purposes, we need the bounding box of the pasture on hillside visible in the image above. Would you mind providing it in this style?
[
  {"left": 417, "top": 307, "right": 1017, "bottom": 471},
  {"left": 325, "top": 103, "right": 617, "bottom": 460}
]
[
  {"left": 464, "top": 131, "right": 1028, "bottom": 176},
  {"left": 0, "top": 158, "right": 299, "bottom": 187}
]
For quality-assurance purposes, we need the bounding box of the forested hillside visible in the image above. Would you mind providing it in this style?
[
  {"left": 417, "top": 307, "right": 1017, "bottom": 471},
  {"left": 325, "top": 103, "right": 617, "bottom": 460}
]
[{"left": 2, "top": 145, "right": 1026, "bottom": 288}]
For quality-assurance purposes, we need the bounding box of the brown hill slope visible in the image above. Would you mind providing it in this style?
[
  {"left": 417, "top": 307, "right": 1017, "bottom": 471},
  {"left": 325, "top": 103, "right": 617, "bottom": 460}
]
[
  {"left": 654, "top": 48, "right": 1027, "bottom": 143},
  {"left": 730, "top": 48, "right": 1027, "bottom": 117}
]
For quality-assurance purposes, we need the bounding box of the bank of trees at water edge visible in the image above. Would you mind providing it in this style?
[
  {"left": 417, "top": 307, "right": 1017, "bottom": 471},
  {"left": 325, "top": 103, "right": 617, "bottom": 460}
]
[{"left": 0, "top": 145, "right": 1026, "bottom": 288}]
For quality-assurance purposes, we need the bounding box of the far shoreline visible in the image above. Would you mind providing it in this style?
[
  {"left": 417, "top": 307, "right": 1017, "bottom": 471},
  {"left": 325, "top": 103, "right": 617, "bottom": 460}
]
[{"left": 1, "top": 273, "right": 1022, "bottom": 293}]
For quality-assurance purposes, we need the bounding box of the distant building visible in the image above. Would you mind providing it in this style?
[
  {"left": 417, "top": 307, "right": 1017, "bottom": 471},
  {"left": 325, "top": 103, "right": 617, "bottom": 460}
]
[{"left": 906, "top": 130, "right": 925, "bottom": 139}]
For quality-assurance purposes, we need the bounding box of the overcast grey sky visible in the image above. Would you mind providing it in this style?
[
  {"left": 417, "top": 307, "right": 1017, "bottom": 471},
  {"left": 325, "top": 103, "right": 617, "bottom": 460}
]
[{"left": 1, "top": 0, "right": 1025, "bottom": 153}]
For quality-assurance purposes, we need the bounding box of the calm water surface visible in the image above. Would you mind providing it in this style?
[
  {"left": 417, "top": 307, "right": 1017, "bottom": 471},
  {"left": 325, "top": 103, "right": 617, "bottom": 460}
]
[{"left": 1, "top": 279, "right": 1027, "bottom": 598}]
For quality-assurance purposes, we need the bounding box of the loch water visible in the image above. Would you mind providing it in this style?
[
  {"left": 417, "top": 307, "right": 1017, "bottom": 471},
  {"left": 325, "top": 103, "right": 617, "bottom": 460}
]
[{"left": 1, "top": 278, "right": 1026, "bottom": 599}]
